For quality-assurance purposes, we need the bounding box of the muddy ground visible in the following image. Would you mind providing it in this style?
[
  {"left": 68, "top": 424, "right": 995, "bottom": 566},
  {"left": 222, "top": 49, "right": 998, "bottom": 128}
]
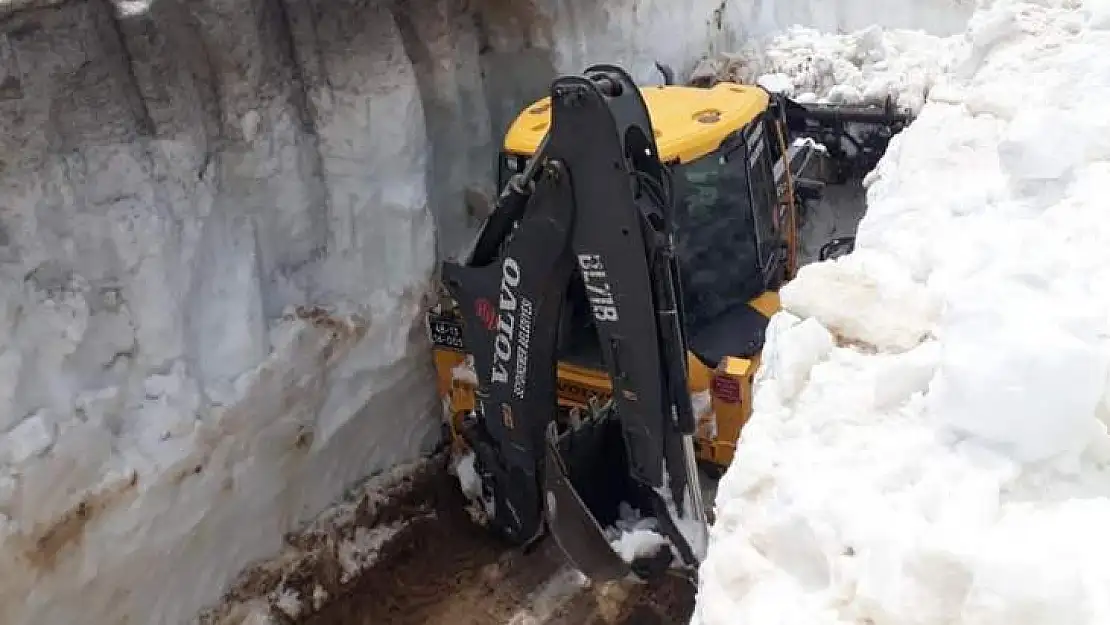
[{"left": 299, "top": 468, "right": 696, "bottom": 625}]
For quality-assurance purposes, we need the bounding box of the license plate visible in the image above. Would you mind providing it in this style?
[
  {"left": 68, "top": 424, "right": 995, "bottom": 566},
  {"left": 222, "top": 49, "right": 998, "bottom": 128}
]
[{"left": 428, "top": 316, "right": 465, "bottom": 350}]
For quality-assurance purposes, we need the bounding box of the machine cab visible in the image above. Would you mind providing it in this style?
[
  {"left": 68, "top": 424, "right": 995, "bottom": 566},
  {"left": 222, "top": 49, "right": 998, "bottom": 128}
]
[{"left": 497, "top": 82, "right": 792, "bottom": 368}]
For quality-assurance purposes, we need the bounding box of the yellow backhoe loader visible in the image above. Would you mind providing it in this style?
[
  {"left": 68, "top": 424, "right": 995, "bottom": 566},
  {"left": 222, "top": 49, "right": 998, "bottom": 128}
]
[{"left": 423, "top": 63, "right": 910, "bottom": 585}]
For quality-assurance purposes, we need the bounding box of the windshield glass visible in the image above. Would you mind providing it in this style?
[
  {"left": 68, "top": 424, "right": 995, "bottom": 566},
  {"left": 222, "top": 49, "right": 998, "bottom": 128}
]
[{"left": 671, "top": 150, "right": 763, "bottom": 334}]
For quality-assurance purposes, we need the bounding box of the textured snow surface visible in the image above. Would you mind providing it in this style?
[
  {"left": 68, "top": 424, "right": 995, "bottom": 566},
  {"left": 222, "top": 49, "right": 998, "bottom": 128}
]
[
  {"left": 527, "top": 0, "right": 973, "bottom": 88},
  {"left": 693, "top": 2, "right": 1110, "bottom": 624},
  {"left": 704, "top": 24, "right": 964, "bottom": 113}
]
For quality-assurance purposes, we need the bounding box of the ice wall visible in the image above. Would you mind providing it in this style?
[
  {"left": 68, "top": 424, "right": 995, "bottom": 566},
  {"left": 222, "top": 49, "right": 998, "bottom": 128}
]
[
  {"left": 530, "top": 0, "right": 974, "bottom": 86},
  {"left": 0, "top": 0, "right": 975, "bottom": 623},
  {"left": 0, "top": 2, "right": 453, "bottom": 623}
]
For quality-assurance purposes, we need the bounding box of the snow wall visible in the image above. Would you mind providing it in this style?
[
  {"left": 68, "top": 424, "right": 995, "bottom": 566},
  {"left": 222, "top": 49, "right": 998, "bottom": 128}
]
[
  {"left": 693, "top": 2, "right": 1110, "bottom": 624},
  {"left": 0, "top": 0, "right": 971, "bottom": 623}
]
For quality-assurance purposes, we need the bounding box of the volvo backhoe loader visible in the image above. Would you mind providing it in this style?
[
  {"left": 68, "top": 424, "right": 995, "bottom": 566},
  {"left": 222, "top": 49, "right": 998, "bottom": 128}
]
[{"left": 424, "top": 64, "right": 910, "bottom": 586}]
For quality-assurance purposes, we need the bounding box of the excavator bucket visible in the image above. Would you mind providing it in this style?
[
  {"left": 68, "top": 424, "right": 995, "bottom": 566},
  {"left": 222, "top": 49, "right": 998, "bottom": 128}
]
[
  {"left": 542, "top": 419, "right": 633, "bottom": 583},
  {"left": 439, "top": 64, "right": 709, "bottom": 584}
]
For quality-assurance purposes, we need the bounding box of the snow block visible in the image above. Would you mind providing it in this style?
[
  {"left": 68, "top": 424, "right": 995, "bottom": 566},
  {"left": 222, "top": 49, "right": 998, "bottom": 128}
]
[
  {"left": 928, "top": 278, "right": 1109, "bottom": 464},
  {"left": 781, "top": 250, "right": 941, "bottom": 353}
]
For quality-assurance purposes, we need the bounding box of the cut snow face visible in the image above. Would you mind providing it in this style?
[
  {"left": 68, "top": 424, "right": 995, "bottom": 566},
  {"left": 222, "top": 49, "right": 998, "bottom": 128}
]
[
  {"left": 695, "top": 24, "right": 962, "bottom": 267},
  {"left": 696, "top": 23, "right": 962, "bottom": 114},
  {"left": 693, "top": 3, "right": 1110, "bottom": 625}
]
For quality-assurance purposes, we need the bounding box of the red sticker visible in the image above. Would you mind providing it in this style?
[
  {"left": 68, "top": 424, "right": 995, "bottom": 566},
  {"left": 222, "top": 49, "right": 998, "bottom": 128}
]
[
  {"left": 475, "top": 298, "right": 497, "bottom": 330},
  {"left": 711, "top": 375, "right": 742, "bottom": 404}
]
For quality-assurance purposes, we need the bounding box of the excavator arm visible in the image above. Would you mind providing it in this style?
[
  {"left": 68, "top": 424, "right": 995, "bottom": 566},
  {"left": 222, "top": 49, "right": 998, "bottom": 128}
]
[{"left": 440, "top": 65, "right": 706, "bottom": 583}]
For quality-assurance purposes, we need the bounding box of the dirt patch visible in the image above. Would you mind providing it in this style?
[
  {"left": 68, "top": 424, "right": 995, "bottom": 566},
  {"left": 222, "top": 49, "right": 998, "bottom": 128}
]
[
  {"left": 300, "top": 475, "right": 564, "bottom": 625},
  {"left": 201, "top": 450, "right": 696, "bottom": 625},
  {"left": 27, "top": 468, "right": 140, "bottom": 573},
  {"left": 298, "top": 477, "right": 696, "bottom": 625},
  {"left": 198, "top": 453, "right": 449, "bottom": 625}
]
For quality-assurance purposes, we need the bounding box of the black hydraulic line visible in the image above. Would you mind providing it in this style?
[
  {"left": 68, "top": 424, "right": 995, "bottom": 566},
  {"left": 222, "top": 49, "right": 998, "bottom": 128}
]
[
  {"left": 790, "top": 100, "right": 913, "bottom": 125},
  {"left": 466, "top": 133, "right": 553, "bottom": 267},
  {"left": 653, "top": 246, "right": 696, "bottom": 435}
]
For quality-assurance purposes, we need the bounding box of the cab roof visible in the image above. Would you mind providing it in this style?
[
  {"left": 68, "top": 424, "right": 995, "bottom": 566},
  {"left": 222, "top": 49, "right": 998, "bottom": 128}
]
[{"left": 502, "top": 82, "right": 770, "bottom": 164}]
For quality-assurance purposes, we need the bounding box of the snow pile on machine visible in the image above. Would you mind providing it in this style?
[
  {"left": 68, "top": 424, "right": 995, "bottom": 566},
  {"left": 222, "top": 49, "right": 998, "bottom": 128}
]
[{"left": 694, "top": 1, "right": 1110, "bottom": 624}]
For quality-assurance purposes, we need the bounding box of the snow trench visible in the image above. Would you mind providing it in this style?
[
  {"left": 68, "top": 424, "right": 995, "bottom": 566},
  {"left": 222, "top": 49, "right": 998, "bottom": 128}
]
[
  {"left": 694, "top": 2, "right": 1110, "bottom": 624},
  {"left": 0, "top": 0, "right": 973, "bottom": 622}
]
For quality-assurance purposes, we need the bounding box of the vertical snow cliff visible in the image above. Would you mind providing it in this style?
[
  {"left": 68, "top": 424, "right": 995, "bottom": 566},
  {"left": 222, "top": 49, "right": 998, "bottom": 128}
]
[{"left": 0, "top": 0, "right": 972, "bottom": 623}]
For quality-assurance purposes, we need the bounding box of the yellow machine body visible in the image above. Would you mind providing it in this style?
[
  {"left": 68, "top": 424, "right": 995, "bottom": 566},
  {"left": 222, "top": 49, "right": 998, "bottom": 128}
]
[{"left": 505, "top": 83, "right": 771, "bottom": 164}]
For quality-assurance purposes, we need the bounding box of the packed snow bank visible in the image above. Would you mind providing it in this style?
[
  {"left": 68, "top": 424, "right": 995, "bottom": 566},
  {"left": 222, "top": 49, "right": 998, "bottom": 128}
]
[
  {"left": 698, "top": 24, "right": 964, "bottom": 113},
  {"left": 527, "top": 0, "right": 973, "bottom": 89},
  {"left": 694, "top": 2, "right": 1110, "bottom": 624},
  {"left": 695, "top": 24, "right": 966, "bottom": 267}
]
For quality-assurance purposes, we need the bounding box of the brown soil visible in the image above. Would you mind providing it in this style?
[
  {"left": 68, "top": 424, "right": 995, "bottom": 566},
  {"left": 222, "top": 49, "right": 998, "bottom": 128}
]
[{"left": 299, "top": 471, "right": 695, "bottom": 625}]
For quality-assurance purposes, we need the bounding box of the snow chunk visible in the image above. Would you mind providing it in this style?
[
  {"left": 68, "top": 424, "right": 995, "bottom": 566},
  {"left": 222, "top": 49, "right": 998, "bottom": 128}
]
[
  {"left": 930, "top": 276, "right": 1110, "bottom": 464},
  {"left": 960, "top": 501, "right": 1110, "bottom": 625},
  {"left": 756, "top": 72, "right": 794, "bottom": 94},
  {"left": 692, "top": 388, "right": 718, "bottom": 438},
  {"left": 610, "top": 529, "right": 669, "bottom": 563},
  {"left": 454, "top": 449, "right": 483, "bottom": 500},
  {"left": 451, "top": 355, "right": 478, "bottom": 386},
  {"left": 336, "top": 523, "right": 405, "bottom": 584},
  {"left": 781, "top": 250, "right": 940, "bottom": 353},
  {"left": 759, "top": 312, "right": 835, "bottom": 402},
  {"left": 0, "top": 411, "right": 56, "bottom": 465},
  {"left": 998, "top": 109, "right": 1087, "bottom": 184},
  {"left": 604, "top": 502, "right": 669, "bottom": 564}
]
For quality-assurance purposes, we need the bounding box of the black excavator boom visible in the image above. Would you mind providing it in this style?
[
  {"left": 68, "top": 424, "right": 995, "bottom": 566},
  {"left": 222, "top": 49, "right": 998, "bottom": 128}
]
[
  {"left": 782, "top": 95, "right": 913, "bottom": 183},
  {"left": 440, "top": 65, "right": 707, "bottom": 583}
]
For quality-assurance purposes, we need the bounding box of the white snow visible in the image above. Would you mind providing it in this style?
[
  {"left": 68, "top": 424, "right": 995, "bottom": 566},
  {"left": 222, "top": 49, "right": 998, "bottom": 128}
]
[
  {"left": 453, "top": 448, "right": 497, "bottom": 525},
  {"left": 610, "top": 529, "right": 670, "bottom": 563},
  {"left": 704, "top": 24, "right": 964, "bottom": 113},
  {"left": 694, "top": 2, "right": 1110, "bottom": 624},
  {"left": 454, "top": 449, "right": 483, "bottom": 501},
  {"left": 452, "top": 355, "right": 479, "bottom": 386},
  {"left": 781, "top": 249, "right": 943, "bottom": 352},
  {"left": 506, "top": 566, "right": 590, "bottom": 625},
  {"left": 531, "top": 0, "right": 973, "bottom": 86},
  {"left": 605, "top": 501, "right": 670, "bottom": 564},
  {"left": 336, "top": 522, "right": 406, "bottom": 585},
  {"left": 692, "top": 389, "right": 718, "bottom": 439}
]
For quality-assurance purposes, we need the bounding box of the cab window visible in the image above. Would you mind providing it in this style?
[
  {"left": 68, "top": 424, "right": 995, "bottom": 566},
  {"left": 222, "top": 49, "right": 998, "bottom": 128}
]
[
  {"left": 744, "top": 114, "right": 780, "bottom": 270},
  {"left": 671, "top": 146, "right": 763, "bottom": 334}
]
